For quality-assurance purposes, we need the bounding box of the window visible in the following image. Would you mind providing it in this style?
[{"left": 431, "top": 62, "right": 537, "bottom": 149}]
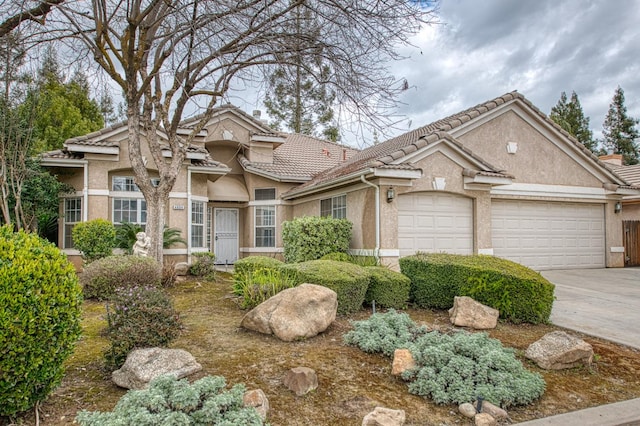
[
  {"left": 255, "top": 206, "right": 275, "bottom": 247},
  {"left": 255, "top": 188, "right": 276, "bottom": 201},
  {"left": 113, "top": 198, "right": 147, "bottom": 225},
  {"left": 63, "top": 197, "right": 82, "bottom": 249},
  {"left": 320, "top": 194, "right": 346, "bottom": 219},
  {"left": 112, "top": 176, "right": 160, "bottom": 191},
  {"left": 191, "top": 201, "right": 205, "bottom": 248}
]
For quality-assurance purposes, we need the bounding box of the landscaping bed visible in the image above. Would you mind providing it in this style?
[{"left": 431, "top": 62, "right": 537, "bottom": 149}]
[{"left": 12, "top": 274, "right": 640, "bottom": 425}]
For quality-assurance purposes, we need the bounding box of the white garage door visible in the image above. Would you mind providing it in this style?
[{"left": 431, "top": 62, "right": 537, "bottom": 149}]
[
  {"left": 398, "top": 192, "right": 473, "bottom": 257},
  {"left": 492, "top": 200, "right": 605, "bottom": 270}
]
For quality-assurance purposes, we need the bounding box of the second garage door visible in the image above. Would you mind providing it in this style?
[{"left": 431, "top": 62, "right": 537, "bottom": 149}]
[
  {"left": 492, "top": 200, "right": 605, "bottom": 270},
  {"left": 398, "top": 192, "right": 473, "bottom": 257}
]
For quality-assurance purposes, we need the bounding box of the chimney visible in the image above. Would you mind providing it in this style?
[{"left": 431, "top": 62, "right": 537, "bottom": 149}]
[
  {"left": 252, "top": 110, "right": 262, "bottom": 119},
  {"left": 599, "top": 154, "right": 623, "bottom": 166}
]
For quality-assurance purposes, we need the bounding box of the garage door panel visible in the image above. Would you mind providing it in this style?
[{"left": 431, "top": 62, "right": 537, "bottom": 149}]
[
  {"left": 398, "top": 193, "right": 473, "bottom": 257},
  {"left": 492, "top": 200, "right": 604, "bottom": 270}
]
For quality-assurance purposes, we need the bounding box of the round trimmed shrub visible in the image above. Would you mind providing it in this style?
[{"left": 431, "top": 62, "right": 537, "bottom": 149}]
[
  {"left": 0, "top": 226, "right": 82, "bottom": 416},
  {"left": 72, "top": 218, "right": 116, "bottom": 263},
  {"left": 364, "top": 266, "right": 411, "bottom": 309},
  {"left": 81, "top": 255, "right": 161, "bottom": 300},
  {"left": 234, "top": 255, "right": 284, "bottom": 276},
  {"left": 281, "top": 259, "right": 369, "bottom": 314},
  {"left": 320, "top": 252, "right": 351, "bottom": 262}
]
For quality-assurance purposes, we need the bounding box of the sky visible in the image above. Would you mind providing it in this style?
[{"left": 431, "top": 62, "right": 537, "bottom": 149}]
[{"left": 383, "top": 0, "right": 640, "bottom": 145}]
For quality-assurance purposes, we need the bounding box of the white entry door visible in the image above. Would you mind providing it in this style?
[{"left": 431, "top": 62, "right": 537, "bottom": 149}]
[{"left": 214, "top": 208, "right": 239, "bottom": 265}]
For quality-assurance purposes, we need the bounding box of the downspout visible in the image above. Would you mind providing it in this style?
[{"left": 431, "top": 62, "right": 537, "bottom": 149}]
[
  {"left": 83, "top": 161, "right": 88, "bottom": 222},
  {"left": 187, "top": 168, "right": 192, "bottom": 264},
  {"left": 360, "top": 175, "right": 380, "bottom": 260}
]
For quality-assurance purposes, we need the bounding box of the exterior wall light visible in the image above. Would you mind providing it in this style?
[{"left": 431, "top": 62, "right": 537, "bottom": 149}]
[
  {"left": 387, "top": 187, "right": 396, "bottom": 202},
  {"left": 614, "top": 201, "right": 622, "bottom": 214}
]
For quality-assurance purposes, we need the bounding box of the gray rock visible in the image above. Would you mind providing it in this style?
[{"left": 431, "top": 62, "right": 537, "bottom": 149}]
[
  {"left": 241, "top": 283, "right": 337, "bottom": 342},
  {"left": 112, "top": 347, "right": 202, "bottom": 390},
  {"left": 243, "top": 389, "right": 269, "bottom": 420},
  {"left": 449, "top": 296, "right": 499, "bottom": 329},
  {"left": 283, "top": 366, "right": 318, "bottom": 396},
  {"left": 525, "top": 331, "right": 593, "bottom": 370},
  {"left": 174, "top": 262, "right": 189, "bottom": 276},
  {"left": 474, "top": 400, "right": 508, "bottom": 420},
  {"left": 362, "top": 406, "right": 406, "bottom": 426},
  {"left": 458, "top": 402, "right": 476, "bottom": 418},
  {"left": 391, "top": 349, "right": 416, "bottom": 377}
]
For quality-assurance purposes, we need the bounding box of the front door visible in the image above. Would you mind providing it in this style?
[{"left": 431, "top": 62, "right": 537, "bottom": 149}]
[
  {"left": 623, "top": 220, "right": 640, "bottom": 267},
  {"left": 214, "top": 208, "right": 239, "bottom": 265}
]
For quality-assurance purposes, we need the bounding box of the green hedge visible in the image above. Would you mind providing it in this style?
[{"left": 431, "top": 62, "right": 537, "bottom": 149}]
[
  {"left": 281, "top": 260, "right": 369, "bottom": 314},
  {"left": 81, "top": 255, "right": 161, "bottom": 300},
  {"left": 0, "top": 226, "right": 83, "bottom": 415},
  {"left": 233, "top": 255, "right": 284, "bottom": 276},
  {"left": 72, "top": 218, "right": 116, "bottom": 263},
  {"left": 399, "top": 253, "right": 555, "bottom": 324},
  {"left": 282, "top": 216, "right": 352, "bottom": 263},
  {"left": 364, "top": 266, "right": 411, "bottom": 309}
]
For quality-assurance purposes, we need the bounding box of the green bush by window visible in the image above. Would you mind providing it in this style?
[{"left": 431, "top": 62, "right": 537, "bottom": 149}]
[
  {"left": 0, "top": 226, "right": 82, "bottom": 416},
  {"left": 320, "top": 252, "right": 352, "bottom": 262},
  {"left": 344, "top": 310, "right": 545, "bottom": 407},
  {"left": 233, "top": 255, "right": 284, "bottom": 276},
  {"left": 364, "top": 266, "right": 411, "bottom": 309},
  {"left": 281, "top": 259, "right": 369, "bottom": 314},
  {"left": 76, "top": 375, "right": 265, "bottom": 425},
  {"left": 282, "top": 216, "right": 352, "bottom": 263},
  {"left": 81, "top": 255, "right": 162, "bottom": 300},
  {"left": 72, "top": 218, "right": 116, "bottom": 263},
  {"left": 399, "top": 253, "right": 555, "bottom": 324},
  {"left": 104, "top": 286, "right": 182, "bottom": 370}
]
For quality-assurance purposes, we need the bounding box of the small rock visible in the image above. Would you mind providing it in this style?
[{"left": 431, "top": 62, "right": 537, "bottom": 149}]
[
  {"left": 174, "top": 262, "right": 189, "bottom": 276},
  {"left": 112, "top": 348, "right": 201, "bottom": 390},
  {"left": 449, "top": 296, "right": 499, "bottom": 329},
  {"left": 458, "top": 402, "right": 476, "bottom": 418},
  {"left": 474, "top": 412, "right": 497, "bottom": 426},
  {"left": 391, "top": 349, "right": 416, "bottom": 376},
  {"left": 525, "top": 331, "right": 593, "bottom": 370},
  {"left": 474, "top": 400, "right": 508, "bottom": 420},
  {"left": 362, "top": 406, "right": 406, "bottom": 426},
  {"left": 243, "top": 389, "right": 269, "bottom": 420},
  {"left": 283, "top": 366, "right": 318, "bottom": 396}
]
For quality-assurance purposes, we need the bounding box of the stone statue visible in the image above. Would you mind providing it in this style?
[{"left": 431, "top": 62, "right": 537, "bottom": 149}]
[{"left": 132, "top": 231, "right": 151, "bottom": 257}]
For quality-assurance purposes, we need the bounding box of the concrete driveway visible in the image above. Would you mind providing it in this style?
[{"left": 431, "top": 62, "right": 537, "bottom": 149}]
[{"left": 541, "top": 268, "right": 640, "bottom": 349}]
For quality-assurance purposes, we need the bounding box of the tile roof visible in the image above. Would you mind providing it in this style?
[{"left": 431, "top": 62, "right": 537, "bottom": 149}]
[
  {"left": 239, "top": 133, "right": 359, "bottom": 181},
  {"left": 40, "top": 149, "right": 84, "bottom": 160},
  {"left": 611, "top": 164, "right": 640, "bottom": 186}
]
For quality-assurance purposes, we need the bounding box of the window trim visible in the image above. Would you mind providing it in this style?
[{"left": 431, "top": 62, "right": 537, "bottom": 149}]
[
  {"left": 63, "top": 197, "right": 82, "bottom": 249},
  {"left": 191, "top": 201, "right": 206, "bottom": 248},
  {"left": 112, "top": 197, "right": 147, "bottom": 225}
]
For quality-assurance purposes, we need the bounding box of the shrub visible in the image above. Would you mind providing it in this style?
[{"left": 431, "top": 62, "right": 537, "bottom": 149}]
[
  {"left": 344, "top": 310, "right": 545, "bottom": 408},
  {"left": 321, "top": 252, "right": 351, "bottom": 262},
  {"left": 161, "top": 261, "right": 178, "bottom": 288},
  {"left": 282, "top": 215, "right": 352, "bottom": 263},
  {"left": 0, "top": 226, "right": 82, "bottom": 416},
  {"left": 76, "top": 375, "right": 265, "bottom": 425},
  {"left": 104, "top": 286, "right": 182, "bottom": 370},
  {"left": 189, "top": 251, "right": 217, "bottom": 280},
  {"left": 234, "top": 255, "right": 284, "bottom": 276},
  {"left": 81, "top": 255, "right": 162, "bottom": 300},
  {"left": 72, "top": 218, "right": 116, "bottom": 263},
  {"left": 364, "top": 266, "right": 411, "bottom": 309},
  {"left": 349, "top": 255, "right": 380, "bottom": 267},
  {"left": 399, "top": 253, "right": 555, "bottom": 324},
  {"left": 233, "top": 267, "right": 298, "bottom": 309},
  {"left": 115, "top": 222, "right": 186, "bottom": 254},
  {"left": 281, "top": 260, "right": 369, "bottom": 314}
]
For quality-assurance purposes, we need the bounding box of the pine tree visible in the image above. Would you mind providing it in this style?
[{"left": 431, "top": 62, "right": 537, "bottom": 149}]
[
  {"left": 602, "top": 86, "right": 640, "bottom": 165},
  {"left": 263, "top": 5, "right": 339, "bottom": 142},
  {"left": 549, "top": 91, "right": 596, "bottom": 151}
]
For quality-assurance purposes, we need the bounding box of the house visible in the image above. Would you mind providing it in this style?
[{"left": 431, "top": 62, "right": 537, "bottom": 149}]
[
  {"left": 601, "top": 156, "right": 640, "bottom": 266},
  {"left": 42, "top": 92, "right": 640, "bottom": 271}
]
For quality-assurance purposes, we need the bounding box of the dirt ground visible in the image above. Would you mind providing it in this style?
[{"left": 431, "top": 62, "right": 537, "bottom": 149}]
[{"left": 8, "top": 274, "right": 640, "bottom": 425}]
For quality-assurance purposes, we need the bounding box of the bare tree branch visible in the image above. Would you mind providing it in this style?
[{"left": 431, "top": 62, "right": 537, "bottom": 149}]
[{"left": 0, "top": 0, "right": 64, "bottom": 38}]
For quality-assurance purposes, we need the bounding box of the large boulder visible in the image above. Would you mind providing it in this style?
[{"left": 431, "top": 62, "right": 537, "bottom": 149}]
[
  {"left": 243, "top": 389, "right": 269, "bottom": 420},
  {"left": 525, "top": 331, "right": 593, "bottom": 370},
  {"left": 241, "top": 283, "right": 338, "bottom": 341},
  {"left": 449, "top": 296, "right": 499, "bottom": 329},
  {"left": 112, "top": 347, "right": 202, "bottom": 390},
  {"left": 391, "top": 349, "right": 415, "bottom": 377}
]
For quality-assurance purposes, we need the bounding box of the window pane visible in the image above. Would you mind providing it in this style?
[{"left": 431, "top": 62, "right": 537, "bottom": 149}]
[
  {"left": 320, "top": 199, "right": 332, "bottom": 217},
  {"left": 255, "top": 205, "right": 275, "bottom": 248},
  {"left": 255, "top": 227, "right": 275, "bottom": 248},
  {"left": 256, "top": 206, "right": 275, "bottom": 226},
  {"left": 63, "top": 197, "right": 82, "bottom": 249},
  {"left": 191, "top": 201, "right": 206, "bottom": 247}
]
